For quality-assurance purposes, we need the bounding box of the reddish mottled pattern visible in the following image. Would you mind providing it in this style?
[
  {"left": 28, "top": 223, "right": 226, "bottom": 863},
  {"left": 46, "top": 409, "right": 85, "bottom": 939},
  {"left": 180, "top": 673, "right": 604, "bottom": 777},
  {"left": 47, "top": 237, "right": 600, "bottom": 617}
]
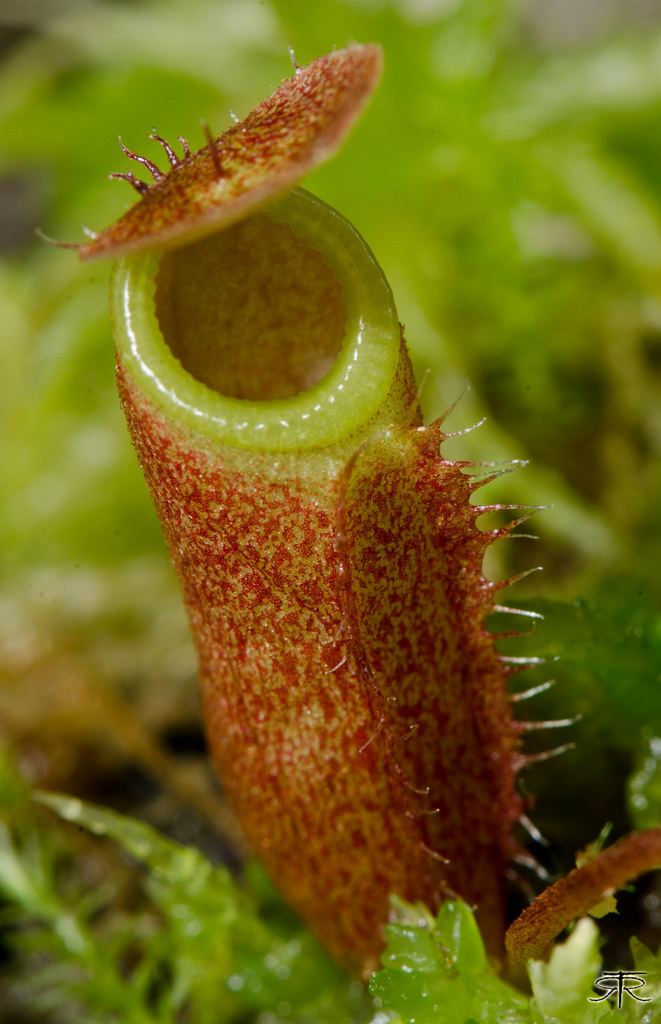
[
  {"left": 117, "top": 356, "right": 524, "bottom": 973},
  {"left": 339, "top": 424, "right": 524, "bottom": 955},
  {"left": 506, "top": 829, "right": 661, "bottom": 967},
  {"left": 80, "top": 45, "right": 382, "bottom": 261}
]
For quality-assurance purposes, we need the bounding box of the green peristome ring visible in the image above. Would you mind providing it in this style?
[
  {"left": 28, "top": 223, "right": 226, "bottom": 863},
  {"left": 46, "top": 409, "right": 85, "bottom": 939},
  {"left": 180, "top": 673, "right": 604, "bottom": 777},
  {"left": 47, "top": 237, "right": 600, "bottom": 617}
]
[{"left": 111, "top": 188, "right": 401, "bottom": 453}]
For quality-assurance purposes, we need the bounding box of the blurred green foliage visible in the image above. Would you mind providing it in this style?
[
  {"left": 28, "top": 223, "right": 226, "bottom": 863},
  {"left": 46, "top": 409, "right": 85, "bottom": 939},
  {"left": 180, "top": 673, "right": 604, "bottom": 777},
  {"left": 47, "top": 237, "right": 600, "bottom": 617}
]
[
  {"left": 2, "top": 782, "right": 658, "bottom": 1023},
  {"left": 492, "top": 587, "right": 661, "bottom": 849},
  {"left": 0, "top": 772, "right": 369, "bottom": 1023},
  {"left": 0, "top": 0, "right": 660, "bottom": 1019}
]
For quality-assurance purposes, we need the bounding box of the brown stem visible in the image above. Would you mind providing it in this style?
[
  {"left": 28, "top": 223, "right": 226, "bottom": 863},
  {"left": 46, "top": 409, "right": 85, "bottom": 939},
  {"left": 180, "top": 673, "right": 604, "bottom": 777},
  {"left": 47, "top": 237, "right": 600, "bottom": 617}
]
[{"left": 506, "top": 829, "right": 661, "bottom": 968}]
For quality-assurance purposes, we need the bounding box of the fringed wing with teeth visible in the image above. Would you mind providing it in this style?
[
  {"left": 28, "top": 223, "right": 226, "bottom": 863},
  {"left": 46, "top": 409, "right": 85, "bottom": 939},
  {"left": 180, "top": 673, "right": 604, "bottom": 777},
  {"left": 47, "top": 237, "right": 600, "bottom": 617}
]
[{"left": 337, "top": 418, "right": 528, "bottom": 954}]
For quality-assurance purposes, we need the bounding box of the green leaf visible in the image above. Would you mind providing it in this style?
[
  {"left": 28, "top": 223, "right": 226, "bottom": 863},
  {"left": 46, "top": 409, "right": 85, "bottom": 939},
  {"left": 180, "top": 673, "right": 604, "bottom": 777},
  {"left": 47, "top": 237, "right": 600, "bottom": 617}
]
[
  {"left": 370, "top": 897, "right": 530, "bottom": 1024},
  {"left": 528, "top": 918, "right": 608, "bottom": 1023}
]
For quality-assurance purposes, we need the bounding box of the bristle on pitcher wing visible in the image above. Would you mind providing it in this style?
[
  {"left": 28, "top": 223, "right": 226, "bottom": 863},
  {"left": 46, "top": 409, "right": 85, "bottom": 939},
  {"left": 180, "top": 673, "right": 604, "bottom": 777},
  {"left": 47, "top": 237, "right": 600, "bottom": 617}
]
[
  {"left": 336, "top": 421, "right": 525, "bottom": 950},
  {"left": 79, "top": 45, "right": 382, "bottom": 260}
]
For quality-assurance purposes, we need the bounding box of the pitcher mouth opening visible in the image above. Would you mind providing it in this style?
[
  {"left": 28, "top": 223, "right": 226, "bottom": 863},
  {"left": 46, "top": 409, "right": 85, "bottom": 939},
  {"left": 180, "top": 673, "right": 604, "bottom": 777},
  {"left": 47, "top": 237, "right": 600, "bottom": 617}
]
[
  {"left": 111, "top": 188, "right": 401, "bottom": 452},
  {"left": 155, "top": 212, "right": 346, "bottom": 403}
]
